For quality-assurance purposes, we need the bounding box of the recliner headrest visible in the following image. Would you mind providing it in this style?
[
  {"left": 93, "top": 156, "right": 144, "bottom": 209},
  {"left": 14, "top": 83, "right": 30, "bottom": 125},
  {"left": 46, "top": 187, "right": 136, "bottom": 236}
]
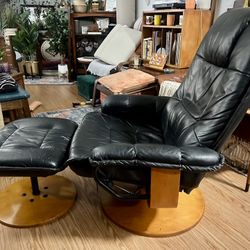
[{"left": 197, "top": 8, "right": 250, "bottom": 69}]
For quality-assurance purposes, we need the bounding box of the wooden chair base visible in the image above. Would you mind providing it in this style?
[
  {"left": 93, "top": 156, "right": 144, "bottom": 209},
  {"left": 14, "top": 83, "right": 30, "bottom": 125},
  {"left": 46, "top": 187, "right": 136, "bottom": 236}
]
[
  {"left": 0, "top": 176, "right": 76, "bottom": 228},
  {"left": 101, "top": 188, "right": 205, "bottom": 237}
]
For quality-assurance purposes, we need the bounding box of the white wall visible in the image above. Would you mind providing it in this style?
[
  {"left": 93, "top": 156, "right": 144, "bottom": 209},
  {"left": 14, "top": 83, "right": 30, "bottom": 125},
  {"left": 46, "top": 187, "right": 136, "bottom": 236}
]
[
  {"left": 214, "top": 0, "right": 235, "bottom": 19},
  {"left": 117, "top": 0, "right": 136, "bottom": 27},
  {"left": 136, "top": 0, "right": 154, "bottom": 18},
  {"left": 136, "top": 0, "right": 235, "bottom": 19}
]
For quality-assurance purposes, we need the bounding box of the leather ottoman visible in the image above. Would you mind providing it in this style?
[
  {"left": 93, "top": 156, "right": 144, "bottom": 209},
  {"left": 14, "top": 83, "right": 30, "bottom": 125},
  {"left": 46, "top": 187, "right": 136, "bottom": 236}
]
[{"left": 0, "top": 117, "right": 78, "bottom": 227}]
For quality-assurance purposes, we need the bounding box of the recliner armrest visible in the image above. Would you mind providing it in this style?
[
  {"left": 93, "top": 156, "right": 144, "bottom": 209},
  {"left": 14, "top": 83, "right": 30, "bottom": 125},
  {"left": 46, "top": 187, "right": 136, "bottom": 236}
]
[
  {"left": 90, "top": 143, "right": 224, "bottom": 172},
  {"left": 101, "top": 95, "right": 171, "bottom": 123}
]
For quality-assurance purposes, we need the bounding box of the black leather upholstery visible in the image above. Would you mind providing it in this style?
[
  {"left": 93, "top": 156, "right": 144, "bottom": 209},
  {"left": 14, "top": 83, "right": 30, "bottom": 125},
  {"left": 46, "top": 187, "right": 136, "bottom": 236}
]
[
  {"left": 175, "top": 8, "right": 250, "bottom": 151},
  {"left": 68, "top": 8, "right": 250, "bottom": 193},
  {"left": 0, "top": 118, "right": 77, "bottom": 176}
]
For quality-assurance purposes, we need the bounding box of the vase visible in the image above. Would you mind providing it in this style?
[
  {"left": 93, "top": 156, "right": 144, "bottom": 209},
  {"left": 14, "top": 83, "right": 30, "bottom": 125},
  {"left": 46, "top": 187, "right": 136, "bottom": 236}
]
[{"left": 58, "top": 64, "right": 68, "bottom": 78}]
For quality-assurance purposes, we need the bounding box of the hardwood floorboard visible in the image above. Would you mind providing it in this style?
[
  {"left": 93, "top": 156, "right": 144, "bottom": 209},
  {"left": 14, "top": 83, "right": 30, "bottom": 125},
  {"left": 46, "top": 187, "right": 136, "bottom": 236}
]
[
  {"left": 0, "top": 84, "right": 249, "bottom": 249},
  {"left": 26, "top": 84, "right": 84, "bottom": 114}
]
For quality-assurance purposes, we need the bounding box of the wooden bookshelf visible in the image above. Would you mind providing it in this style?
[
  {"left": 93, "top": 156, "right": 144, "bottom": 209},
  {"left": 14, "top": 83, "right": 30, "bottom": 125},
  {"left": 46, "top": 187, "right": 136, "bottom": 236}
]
[
  {"left": 142, "top": 9, "right": 212, "bottom": 69},
  {"left": 68, "top": 11, "right": 116, "bottom": 79}
]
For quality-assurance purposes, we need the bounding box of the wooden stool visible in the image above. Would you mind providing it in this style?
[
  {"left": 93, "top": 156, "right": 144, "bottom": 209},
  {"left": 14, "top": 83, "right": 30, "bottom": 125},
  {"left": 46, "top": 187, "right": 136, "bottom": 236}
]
[
  {"left": 0, "top": 73, "right": 31, "bottom": 124},
  {"left": 0, "top": 86, "right": 31, "bottom": 123},
  {"left": 92, "top": 69, "right": 158, "bottom": 106}
]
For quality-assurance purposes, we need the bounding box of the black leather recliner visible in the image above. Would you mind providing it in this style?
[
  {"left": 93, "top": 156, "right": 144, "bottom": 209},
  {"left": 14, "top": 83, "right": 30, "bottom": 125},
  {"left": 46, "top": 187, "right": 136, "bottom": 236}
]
[
  {"left": 0, "top": 8, "right": 249, "bottom": 235},
  {"left": 68, "top": 8, "right": 250, "bottom": 194},
  {"left": 66, "top": 8, "right": 250, "bottom": 235}
]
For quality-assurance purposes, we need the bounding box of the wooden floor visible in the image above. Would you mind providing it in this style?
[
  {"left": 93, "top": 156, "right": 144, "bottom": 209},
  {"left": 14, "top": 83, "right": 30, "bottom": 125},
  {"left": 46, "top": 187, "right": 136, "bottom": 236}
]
[
  {"left": 26, "top": 84, "right": 84, "bottom": 113},
  {"left": 0, "top": 84, "right": 249, "bottom": 249}
]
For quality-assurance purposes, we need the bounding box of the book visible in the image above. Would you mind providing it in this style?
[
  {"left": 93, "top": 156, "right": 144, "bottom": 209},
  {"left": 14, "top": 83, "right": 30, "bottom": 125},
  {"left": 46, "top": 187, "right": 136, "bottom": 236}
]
[{"left": 142, "top": 37, "right": 153, "bottom": 60}]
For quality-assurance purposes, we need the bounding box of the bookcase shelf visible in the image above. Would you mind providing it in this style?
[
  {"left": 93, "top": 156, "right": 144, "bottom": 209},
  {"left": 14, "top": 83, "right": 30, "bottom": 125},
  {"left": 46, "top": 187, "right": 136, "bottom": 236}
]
[
  {"left": 144, "top": 25, "right": 182, "bottom": 29},
  {"left": 68, "top": 11, "right": 116, "bottom": 79},
  {"left": 142, "top": 9, "right": 212, "bottom": 69}
]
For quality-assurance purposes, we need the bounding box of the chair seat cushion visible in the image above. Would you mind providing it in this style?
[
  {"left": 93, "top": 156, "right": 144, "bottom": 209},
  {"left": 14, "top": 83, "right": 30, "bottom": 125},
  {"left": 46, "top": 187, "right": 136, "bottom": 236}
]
[
  {"left": 67, "top": 111, "right": 163, "bottom": 177},
  {"left": 98, "top": 69, "right": 156, "bottom": 94},
  {"left": 68, "top": 111, "right": 223, "bottom": 183},
  {"left": 0, "top": 117, "right": 77, "bottom": 176}
]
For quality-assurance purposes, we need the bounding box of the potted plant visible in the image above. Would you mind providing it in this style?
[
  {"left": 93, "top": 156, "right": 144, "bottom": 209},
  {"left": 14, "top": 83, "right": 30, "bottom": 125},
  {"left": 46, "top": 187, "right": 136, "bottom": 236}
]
[
  {"left": 43, "top": 8, "right": 69, "bottom": 78},
  {"left": 12, "top": 11, "right": 39, "bottom": 76},
  {"left": 1, "top": 5, "right": 18, "bottom": 45}
]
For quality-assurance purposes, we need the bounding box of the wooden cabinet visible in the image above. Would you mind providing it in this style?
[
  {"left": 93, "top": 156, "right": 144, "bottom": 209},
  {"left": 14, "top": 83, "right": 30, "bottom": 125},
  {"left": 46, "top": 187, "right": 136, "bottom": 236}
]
[
  {"left": 142, "top": 9, "right": 212, "bottom": 69},
  {"left": 68, "top": 11, "right": 116, "bottom": 79}
]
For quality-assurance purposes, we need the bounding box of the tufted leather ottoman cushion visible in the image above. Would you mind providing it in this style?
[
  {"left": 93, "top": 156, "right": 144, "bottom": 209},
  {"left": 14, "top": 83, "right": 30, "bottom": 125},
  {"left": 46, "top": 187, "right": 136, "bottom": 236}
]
[{"left": 0, "top": 117, "right": 77, "bottom": 176}]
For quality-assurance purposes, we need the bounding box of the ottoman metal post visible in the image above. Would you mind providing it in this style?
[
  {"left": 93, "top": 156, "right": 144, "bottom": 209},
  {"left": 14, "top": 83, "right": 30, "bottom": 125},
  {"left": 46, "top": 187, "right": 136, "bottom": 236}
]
[{"left": 31, "top": 177, "right": 40, "bottom": 195}]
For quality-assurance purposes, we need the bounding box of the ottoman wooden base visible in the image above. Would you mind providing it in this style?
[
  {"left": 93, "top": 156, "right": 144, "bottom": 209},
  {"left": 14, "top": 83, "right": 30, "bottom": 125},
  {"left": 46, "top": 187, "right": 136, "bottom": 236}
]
[{"left": 0, "top": 176, "right": 76, "bottom": 228}]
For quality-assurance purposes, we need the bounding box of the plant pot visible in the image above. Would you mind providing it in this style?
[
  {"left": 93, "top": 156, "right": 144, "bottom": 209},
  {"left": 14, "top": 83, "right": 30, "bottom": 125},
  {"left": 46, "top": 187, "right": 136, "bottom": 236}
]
[
  {"left": 25, "top": 61, "right": 32, "bottom": 75},
  {"left": 18, "top": 60, "right": 25, "bottom": 74},
  {"left": 3, "top": 28, "right": 17, "bottom": 46},
  {"left": 31, "top": 61, "right": 39, "bottom": 75},
  {"left": 24, "top": 61, "right": 39, "bottom": 76},
  {"left": 58, "top": 64, "right": 68, "bottom": 78}
]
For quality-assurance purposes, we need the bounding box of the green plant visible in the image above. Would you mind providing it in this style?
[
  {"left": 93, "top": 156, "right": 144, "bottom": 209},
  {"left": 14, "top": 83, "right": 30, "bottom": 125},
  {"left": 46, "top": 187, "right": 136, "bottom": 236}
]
[
  {"left": 12, "top": 14, "right": 39, "bottom": 61},
  {"left": 86, "top": 0, "right": 93, "bottom": 12},
  {"left": 1, "top": 6, "right": 18, "bottom": 29},
  {"left": 43, "top": 8, "right": 68, "bottom": 64},
  {"left": 0, "top": 48, "right": 5, "bottom": 62}
]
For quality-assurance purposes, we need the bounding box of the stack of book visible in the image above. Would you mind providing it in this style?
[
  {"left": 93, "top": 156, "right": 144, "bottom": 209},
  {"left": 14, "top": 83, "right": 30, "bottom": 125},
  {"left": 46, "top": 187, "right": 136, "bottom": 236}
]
[
  {"left": 142, "top": 31, "right": 182, "bottom": 66},
  {"left": 166, "top": 32, "right": 182, "bottom": 65}
]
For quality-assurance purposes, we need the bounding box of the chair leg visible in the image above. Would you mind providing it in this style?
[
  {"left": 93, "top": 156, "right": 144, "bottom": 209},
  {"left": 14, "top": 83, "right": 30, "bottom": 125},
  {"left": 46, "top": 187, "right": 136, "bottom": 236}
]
[
  {"left": 245, "top": 165, "right": 250, "bottom": 192},
  {"left": 101, "top": 168, "right": 205, "bottom": 237},
  {"left": 22, "top": 99, "right": 31, "bottom": 118},
  {"left": 92, "top": 80, "right": 99, "bottom": 107},
  {"left": 150, "top": 168, "right": 180, "bottom": 208}
]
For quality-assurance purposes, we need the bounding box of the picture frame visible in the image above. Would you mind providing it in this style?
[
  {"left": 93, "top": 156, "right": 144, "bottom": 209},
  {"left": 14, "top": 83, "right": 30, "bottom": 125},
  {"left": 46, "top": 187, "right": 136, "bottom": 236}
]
[{"left": 105, "top": 0, "right": 116, "bottom": 11}]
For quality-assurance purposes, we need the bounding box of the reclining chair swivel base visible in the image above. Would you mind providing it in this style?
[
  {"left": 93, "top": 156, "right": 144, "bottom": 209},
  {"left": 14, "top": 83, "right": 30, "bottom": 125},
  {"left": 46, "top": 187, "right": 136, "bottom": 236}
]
[{"left": 100, "top": 169, "right": 204, "bottom": 237}]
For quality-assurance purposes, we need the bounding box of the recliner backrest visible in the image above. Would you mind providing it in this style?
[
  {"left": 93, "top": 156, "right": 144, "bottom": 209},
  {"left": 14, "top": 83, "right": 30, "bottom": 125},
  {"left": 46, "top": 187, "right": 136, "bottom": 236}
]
[{"left": 162, "top": 8, "right": 250, "bottom": 150}]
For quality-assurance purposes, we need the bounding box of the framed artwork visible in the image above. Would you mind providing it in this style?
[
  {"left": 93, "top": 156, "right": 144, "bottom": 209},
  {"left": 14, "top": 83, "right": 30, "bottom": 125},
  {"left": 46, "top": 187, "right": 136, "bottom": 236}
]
[{"left": 105, "top": 0, "right": 116, "bottom": 11}]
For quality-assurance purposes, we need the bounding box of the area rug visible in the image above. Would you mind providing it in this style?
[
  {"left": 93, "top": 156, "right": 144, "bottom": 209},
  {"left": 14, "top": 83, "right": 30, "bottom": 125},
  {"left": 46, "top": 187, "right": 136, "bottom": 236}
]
[
  {"left": 24, "top": 76, "right": 75, "bottom": 85},
  {"left": 35, "top": 105, "right": 99, "bottom": 125}
]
